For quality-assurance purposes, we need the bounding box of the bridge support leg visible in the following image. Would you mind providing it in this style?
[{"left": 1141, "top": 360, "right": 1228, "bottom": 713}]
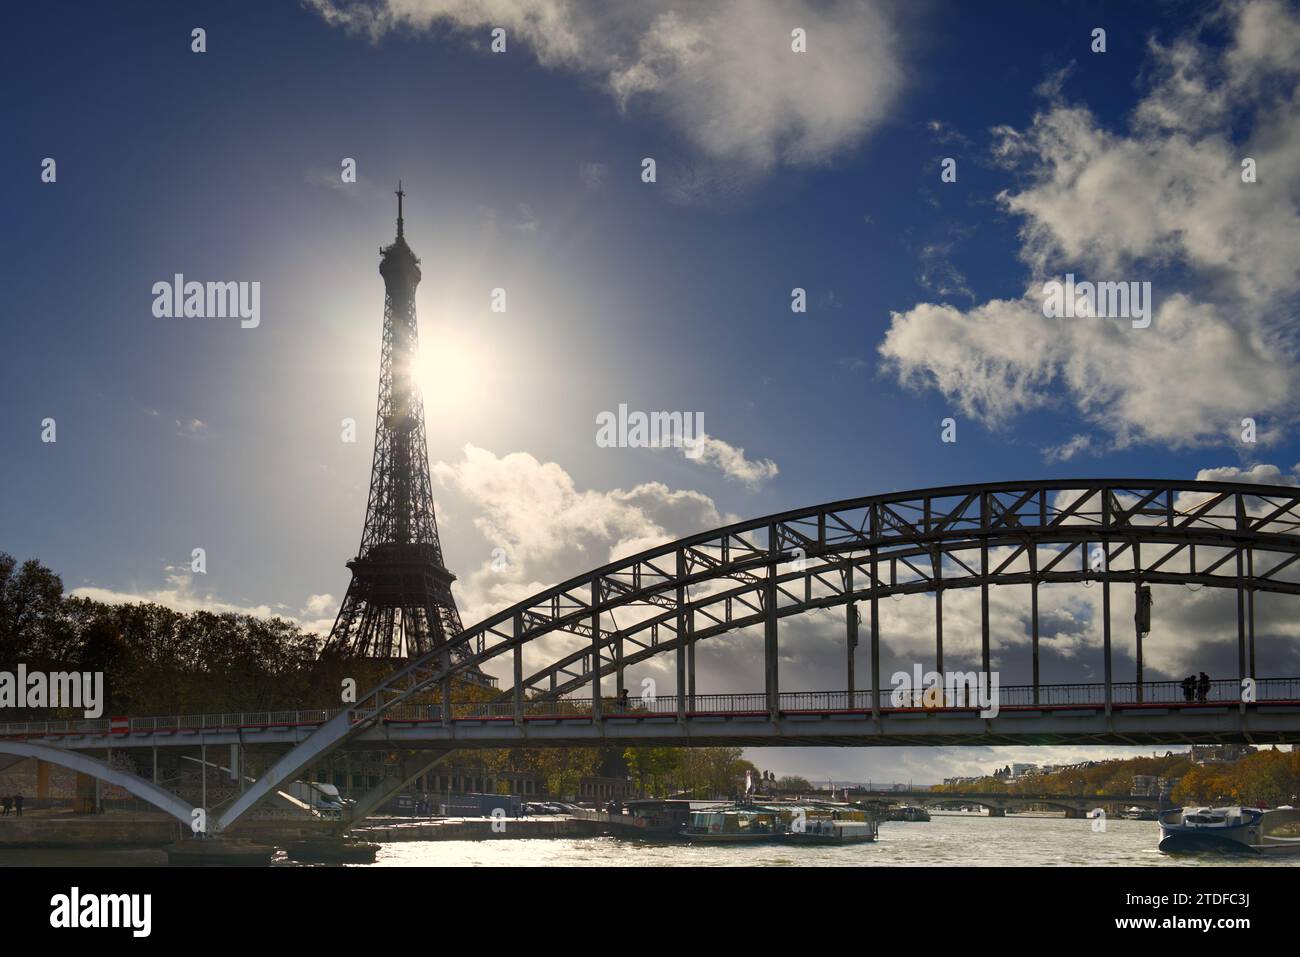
[
  {"left": 615, "top": 634, "right": 625, "bottom": 709},
  {"left": 1247, "top": 547, "right": 1255, "bottom": 678},
  {"left": 980, "top": 540, "right": 990, "bottom": 680},
  {"left": 676, "top": 549, "right": 688, "bottom": 721},
  {"left": 870, "top": 546, "right": 880, "bottom": 720},
  {"left": 1031, "top": 576, "right": 1040, "bottom": 706},
  {"left": 590, "top": 579, "right": 602, "bottom": 720},
  {"left": 345, "top": 749, "right": 453, "bottom": 826},
  {"left": 986, "top": 807, "right": 1005, "bottom": 817},
  {"left": 513, "top": 619, "right": 524, "bottom": 725},
  {"left": 846, "top": 597, "right": 857, "bottom": 706},
  {"left": 765, "top": 526, "right": 779, "bottom": 720},
  {"left": 1237, "top": 549, "right": 1247, "bottom": 694},
  {"left": 688, "top": 642, "right": 696, "bottom": 710},
  {"left": 1242, "top": 546, "right": 1253, "bottom": 681},
  {"left": 934, "top": 577, "right": 943, "bottom": 677},
  {"left": 1103, "top": 540, "right": 1112, "bottom": 716},
  {"left": 1134, "top": 541, "right": 1143, "bottom": 703}
]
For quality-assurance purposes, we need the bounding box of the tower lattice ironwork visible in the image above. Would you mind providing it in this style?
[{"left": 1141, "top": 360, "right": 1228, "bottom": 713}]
[{"left": 324, "top": 185, "right": 479, "bottom": 671}]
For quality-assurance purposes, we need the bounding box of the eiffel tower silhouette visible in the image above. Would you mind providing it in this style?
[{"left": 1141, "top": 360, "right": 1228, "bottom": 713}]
[{"left": 324, "top": 185, "right": 483, "bottom": 677}]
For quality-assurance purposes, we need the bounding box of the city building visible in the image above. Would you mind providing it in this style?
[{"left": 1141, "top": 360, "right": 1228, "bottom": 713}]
[{"left": 1191, "top": 744, "right": 1256, "bottom": 765}]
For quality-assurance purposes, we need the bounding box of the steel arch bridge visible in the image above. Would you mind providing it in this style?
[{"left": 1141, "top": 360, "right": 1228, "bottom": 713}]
[
  {"left": 197, "top": 478, "right": 1300, "bottom": 832},
  {"left": 6, "top": 480, "right": 1300, "bottom": 831}
]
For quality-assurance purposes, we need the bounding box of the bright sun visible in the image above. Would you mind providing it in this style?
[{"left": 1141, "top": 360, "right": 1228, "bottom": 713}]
[{"left": 411, "top": 327, "right": 488, "bottom": 421}]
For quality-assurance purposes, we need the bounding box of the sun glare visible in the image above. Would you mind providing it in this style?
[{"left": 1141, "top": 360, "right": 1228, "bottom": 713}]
[{"left": 412, "top": 327, "right": 489, "bottom": 420}]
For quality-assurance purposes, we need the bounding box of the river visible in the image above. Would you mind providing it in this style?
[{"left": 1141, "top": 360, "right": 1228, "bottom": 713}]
[{"left": 2, "top": 812, "right": 1297, "bottom": 866}]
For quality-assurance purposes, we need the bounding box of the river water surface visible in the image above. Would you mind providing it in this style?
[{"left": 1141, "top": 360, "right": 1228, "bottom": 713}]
[{"left": 6, "top": 812, "right": 1293, "bottom": 867}]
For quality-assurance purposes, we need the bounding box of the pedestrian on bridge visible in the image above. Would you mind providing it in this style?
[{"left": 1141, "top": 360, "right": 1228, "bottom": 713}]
[
  {"left": 1197, "top": 672, "right": 1211, "bottom": 703},
  {"left": 1, "top": 794, "right": 10, "bottom": 816},
  {"left": 1181, "top": 676, "right": 1196, "bottom": 702},
  {"left": 12, "top": 793, "right": 22, "bottom": 817}
]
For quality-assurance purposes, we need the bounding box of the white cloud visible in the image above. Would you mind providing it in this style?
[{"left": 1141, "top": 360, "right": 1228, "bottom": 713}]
[
  {"left": 306, "top": 0, "right": 905, "bottom": 174},
  {"left": 683, "top": 432, "right": 779, "bottom": 487},
  {"left": 304, "top": 593, "right": 336, "bottom": 616},
  {"left": 69, "top": 567, "right": 337, "bottom": 635},
  {"left": 1193, "top": 462, "right": 1300, "bottom": 485},
  {"left": 879, "top": 0, "right": 1300, "bottom": 450},
  {"left": 432, "top": 443, "right": 727, "bottom": 620},
  {"left": 431, "top": 444, "right": 732, "bottom": 678},
  {"left": 881, "top": 286, "right": 1296, "bottom": 447},
  {"left": 1043, "top": 433, "right": 1094, "bottom": 463}
]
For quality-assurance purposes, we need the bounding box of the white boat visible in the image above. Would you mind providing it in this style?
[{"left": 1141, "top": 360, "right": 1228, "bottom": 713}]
[
  {"left": 787, "top": 818, "right": 878, "bottom": 845},
  {"left": 1158, "top": 805, "right": 1300, "bottom": 855},
  {"left": 681, "top": 808, "right": 783, "bottom": 843}
]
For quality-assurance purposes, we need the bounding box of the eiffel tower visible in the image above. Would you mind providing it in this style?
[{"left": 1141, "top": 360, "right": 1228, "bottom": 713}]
[{"left": 324, "top": 185, "right": 482, "bottom": 677}]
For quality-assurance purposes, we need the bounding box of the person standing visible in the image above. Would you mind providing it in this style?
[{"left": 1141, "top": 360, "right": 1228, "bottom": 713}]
[
  {"left": 1, "top": 794, "right": 10, "bottom": 817},
  {"left": 13, "top": 793, "right": 22, "bottom": 817},
  {"left": 1197, "top": 671, "right": 1211, "bottom": 703}
]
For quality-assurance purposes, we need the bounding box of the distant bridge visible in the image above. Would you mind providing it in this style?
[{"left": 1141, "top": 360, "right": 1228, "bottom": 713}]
[
  {"left": 848, "top": 788, "right": 1165, "bottom": 818},
  {"left": 4, "top": 479, "right": 1299, "bottom": 832}
]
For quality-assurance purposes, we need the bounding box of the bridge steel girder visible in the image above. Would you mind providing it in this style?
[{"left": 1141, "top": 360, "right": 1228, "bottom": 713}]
[
  {"left": 0, "top": 740, "right": 196, "bottom": 826},
  {"left": 339, "top": 748, "right": 454, "bottom": 827},
  {"left": 348, "top": 704, "right": 1300, "bottom": 749},
  {"left": 20, "top": 696, "right": 1300, "bottom": 752},
  {"left": 215, "top": 711, "right": 356, "bottom": 834},
  {"left": 213, "top": 479, "right": 1300, "bottom": 831}
]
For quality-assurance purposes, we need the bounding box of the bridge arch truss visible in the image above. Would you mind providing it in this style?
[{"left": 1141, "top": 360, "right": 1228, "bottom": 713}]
[{"left": 218, "top": 479, "right": 1300, "bottom": 831}]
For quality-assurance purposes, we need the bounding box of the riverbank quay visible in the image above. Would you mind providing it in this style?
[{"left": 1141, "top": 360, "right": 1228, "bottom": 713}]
[{"left": 0, "top": 807, "right": 335, "bottom": 848}]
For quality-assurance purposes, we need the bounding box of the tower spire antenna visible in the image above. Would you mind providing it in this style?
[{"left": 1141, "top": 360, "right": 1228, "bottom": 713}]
[{"left": 395, "top": 180, "right": 405, "bottom": 239}]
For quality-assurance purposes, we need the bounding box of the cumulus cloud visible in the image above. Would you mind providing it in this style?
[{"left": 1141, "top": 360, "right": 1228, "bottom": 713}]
[
  {"left": 880, "top": 0, "right": 1300, "bottom": 451},
  {"left": 431, "top": 444, "right": 731, "bottom": 678},
  {"left": 432, "top": 442, "right": 726, "bottom": 611},
  {"left": 1193, "top": 462, "right": 1300, "bottom": 485},
  {"left": 69, "top": 568, "right": 337, "bottom": 635},
  {"left": 881, "top": 287, "right": 1295, "bottom": 447},
  {"left": 306, "top": 0, "right": 905, "bottom": 174}
]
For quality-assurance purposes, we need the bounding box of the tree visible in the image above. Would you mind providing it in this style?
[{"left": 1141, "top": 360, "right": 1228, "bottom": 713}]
[
  {"left": 624, "top": 747, "right": 681, "bottom": 797},
  {"left": 0, "top": 553, "right": 69, "bottom": 665}
]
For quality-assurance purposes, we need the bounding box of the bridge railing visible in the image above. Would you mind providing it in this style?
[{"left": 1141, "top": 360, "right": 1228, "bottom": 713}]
[{"left": 3, "top": 679, "right": 1299, "bottom": 738}]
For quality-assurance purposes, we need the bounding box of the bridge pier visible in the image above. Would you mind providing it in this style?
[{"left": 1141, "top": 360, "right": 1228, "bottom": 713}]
[
  {"left": 1062, "top": 807, "right": 1087, "bottom": 819},
  {"left": 74, "top": 771, "right": 98, "bottom": 814},
  {"left": 986, "top": 807, "right": 1005, "bottom": 817}
]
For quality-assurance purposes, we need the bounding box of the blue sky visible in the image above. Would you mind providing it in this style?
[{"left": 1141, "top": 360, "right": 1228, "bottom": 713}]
[{"left": 3, "top": 0, "right": 1299, "bottom": 782}]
